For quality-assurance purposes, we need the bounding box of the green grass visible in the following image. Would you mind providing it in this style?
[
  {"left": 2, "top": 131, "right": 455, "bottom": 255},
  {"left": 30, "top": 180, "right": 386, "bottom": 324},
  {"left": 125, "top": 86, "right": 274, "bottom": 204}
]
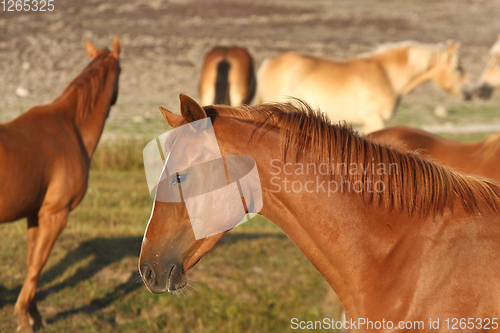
[
  {"left": 386, "top": 102, "right": 500, "bottom": 129},
  {"left": 0, "top": 170, "right": 341, "bottom": 332},
  {"left": 91, "top": 139, "right": 147, "bottom": 171}
]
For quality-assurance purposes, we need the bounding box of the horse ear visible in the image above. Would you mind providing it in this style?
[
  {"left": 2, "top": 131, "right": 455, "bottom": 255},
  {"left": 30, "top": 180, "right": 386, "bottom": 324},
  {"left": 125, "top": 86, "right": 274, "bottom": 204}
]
[
  {"left": 86, "top": 39, "right": 98, "bottom": 58},
  {"left": 159, "top": 107, "right": 184, "bottom": 128},
  {"left": 112, "top": 37, "right": 121, "bottom": 59},
  {"left": 179, "top": 94, "right": 207, "bottom": 122},
  {"left": 446, "top": 40, "right": 460, "bottom": 54}
]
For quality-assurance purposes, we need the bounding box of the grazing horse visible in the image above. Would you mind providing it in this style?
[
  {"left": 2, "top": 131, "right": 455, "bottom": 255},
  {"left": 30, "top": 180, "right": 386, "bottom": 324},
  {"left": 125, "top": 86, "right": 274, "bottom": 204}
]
[
  {"left": 0, "top": 38, "right": 121, "bottom": 332},
  {"left": 256, "top": 41, "right": 472, "bottom": 133},
  {"left": 139, "top": 95, "right": 500, "bottom": 332},
  {"left": 477, "top": 34, "right": 500, "bottom": 99},
  {"left": 368, "top": 126, "right": 500, "bottom": 182},
  {"left": 199, "top": 46, "right": 256, "bottom": 106}
]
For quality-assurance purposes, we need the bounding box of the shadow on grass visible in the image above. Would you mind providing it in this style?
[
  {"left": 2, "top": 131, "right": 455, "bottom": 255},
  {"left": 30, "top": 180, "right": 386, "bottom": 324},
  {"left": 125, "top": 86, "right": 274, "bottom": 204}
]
[
  {"left": 0, "top": 236, "right": 143, "bottom": 311},
  {"left": 0, "top": 232, "right": 286, "bottom": 323}
]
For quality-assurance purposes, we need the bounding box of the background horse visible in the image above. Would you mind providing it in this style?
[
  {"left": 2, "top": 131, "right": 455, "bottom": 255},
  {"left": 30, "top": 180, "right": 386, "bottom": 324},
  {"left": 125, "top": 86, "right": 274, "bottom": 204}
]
[
  {"left": 256, "top": 41, "right": 472, "bottom": 133},
  {"left": 477, "top": 34, "right": 500, "bottom": 99},
  {"left": 139, "top": 95, "right": 500, "bottom": 330},
  {"left": 368, "top": 126, "right": 500, "bottom": 182},
  {"left": 0, "top": 38, "right": 121, "bottom": 333},
  {"left": 199, "top": 46, "right": 256, "bottom": 106}
]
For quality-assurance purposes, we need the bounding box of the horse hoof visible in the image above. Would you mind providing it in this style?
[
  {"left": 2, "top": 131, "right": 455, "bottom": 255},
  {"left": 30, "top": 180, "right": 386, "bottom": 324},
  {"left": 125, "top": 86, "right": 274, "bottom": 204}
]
[{"left": 32, "top": 318, "right": 46, "bottom": 331}]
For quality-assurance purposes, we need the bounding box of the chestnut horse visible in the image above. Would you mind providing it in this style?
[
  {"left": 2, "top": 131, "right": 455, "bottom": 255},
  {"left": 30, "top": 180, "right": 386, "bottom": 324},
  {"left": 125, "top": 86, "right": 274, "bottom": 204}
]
[
  {"left": 0, "top": 38, "right": 121, "bottom": 332},
  {"left": 199, "top": 46, "right": 256, "bottom": 106},
  {"left": 477, "top": 34, "right": 500, "bottom": 99},
  {"left": 256, "top": 41, "right": 472, "bottom": 133},
  {"left": 139, "top": 95, "right": 500, "bottom": 332},
  {"left": 368, "top": 126, "right": 500, "bottom": 182}
]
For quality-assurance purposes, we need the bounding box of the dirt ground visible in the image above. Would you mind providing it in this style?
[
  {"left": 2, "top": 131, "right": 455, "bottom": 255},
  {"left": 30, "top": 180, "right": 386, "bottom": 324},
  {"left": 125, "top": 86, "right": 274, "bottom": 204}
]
[{"left": 1, "top": 0, "right": 499, "bottom": 137}]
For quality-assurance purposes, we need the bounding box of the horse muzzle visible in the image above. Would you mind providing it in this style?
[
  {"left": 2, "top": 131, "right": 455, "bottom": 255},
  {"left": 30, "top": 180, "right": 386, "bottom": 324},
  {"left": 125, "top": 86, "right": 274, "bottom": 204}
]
[
  {"left": 140, "top": 261, "right": 187, "bottom": 294},
  {"left": 476, "top": 84, "right": 494, "bottom": 100}
]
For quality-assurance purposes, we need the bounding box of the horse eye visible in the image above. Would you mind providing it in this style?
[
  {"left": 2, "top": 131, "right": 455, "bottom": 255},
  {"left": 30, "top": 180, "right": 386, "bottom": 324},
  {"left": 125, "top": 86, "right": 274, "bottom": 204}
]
[{"left": 171, "top": 174, "right": 186, "bottom": 187}]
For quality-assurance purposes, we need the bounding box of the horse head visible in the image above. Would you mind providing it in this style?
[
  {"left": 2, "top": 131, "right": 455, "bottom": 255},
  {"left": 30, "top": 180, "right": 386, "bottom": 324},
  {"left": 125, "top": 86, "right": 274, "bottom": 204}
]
[
  {"left": 476, "top": 35, "right": 500, "bottom": 100},
  {"left": 432, "top": 41, "right": 473, "bottom": 100},
  {"left": 138, "top": 95, "right": 260, "bottom": 293}
]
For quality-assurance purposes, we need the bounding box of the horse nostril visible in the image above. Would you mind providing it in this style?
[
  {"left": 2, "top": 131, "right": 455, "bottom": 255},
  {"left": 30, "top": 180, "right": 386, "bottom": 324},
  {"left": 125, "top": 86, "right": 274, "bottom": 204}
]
[
  {"left": 140, "top": 263, "right": 156, "bottom": 287},
  {"left": 476, "top": 85, "right": 493, "bottom": 99}
]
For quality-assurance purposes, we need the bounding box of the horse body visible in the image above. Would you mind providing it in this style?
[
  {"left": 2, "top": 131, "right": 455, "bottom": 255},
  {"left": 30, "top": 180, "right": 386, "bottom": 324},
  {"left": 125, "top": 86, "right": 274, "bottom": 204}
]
[
  {"left": 257, "top": 51, "right": 398, "bottom": 130},
  {"left": 0, "top": 38, "right": 121, "bottom": 333},
  {"left": 368, "top": 126, "right": 500, "bottom": 182},
  {"left": 477, "top": 34, "right": 500, "bottom": 99},
  {"left": 0, "top": 102, "right": 89, "bottom": 222},
  {"left": 199, "top": 46, "right": 256, "bottom": 106},
  {"left": 259, "top": 175, "right": 500, "bottom": 324},
  {"left": 256, "top": 41, "right": 471, "bottom": 133},
  {"left": 139, "top": 96, "right": 500, "bottom": 331}
]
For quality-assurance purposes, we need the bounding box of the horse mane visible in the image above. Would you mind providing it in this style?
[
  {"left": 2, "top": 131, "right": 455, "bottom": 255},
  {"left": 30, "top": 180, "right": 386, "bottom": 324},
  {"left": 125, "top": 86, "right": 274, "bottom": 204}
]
[
  {"left": 56, "top": 48, "right": 118, "bottom": 122},
  {"left": 205, "top": 102, "right": 500, "bottom": 217},
  {"left": 360, "top": 41, "right": 453, "bottom": 76}
]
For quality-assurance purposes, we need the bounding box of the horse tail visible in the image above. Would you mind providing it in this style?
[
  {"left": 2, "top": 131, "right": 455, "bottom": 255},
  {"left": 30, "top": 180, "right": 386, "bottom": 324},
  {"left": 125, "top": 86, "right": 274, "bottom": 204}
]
[
  {"left": 244, "top": 60, "right": 257, "bottom": 105},
  {"left": 215, "top": 59, "right": 231, "bottom": 105}
]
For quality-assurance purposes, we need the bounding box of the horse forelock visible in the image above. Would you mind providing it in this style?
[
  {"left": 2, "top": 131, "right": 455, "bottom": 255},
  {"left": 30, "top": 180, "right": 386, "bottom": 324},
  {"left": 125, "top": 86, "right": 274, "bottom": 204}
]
[
  {"left": 60, "top": 48, "right": 119, "bottom": 122},
  {"left": 208, "top": 102, "right": 500, "bottom": 217}
]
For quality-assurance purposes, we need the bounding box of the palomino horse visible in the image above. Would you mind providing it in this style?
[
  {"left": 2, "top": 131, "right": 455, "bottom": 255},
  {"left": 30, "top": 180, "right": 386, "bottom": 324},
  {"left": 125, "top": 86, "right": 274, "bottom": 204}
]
[
  {"left": 0, "top": 38, "right": 121, "bottom": 332},
  {"left": 139, "top": 95, "right": 500, "bottom": 332},
  {"left": 477, "top": 34, "right": 500, "bottom": 99},
  {"left": 256, "top": 41, "right": 472, "bottom": 133},
  {"left": 199, "top": 46, "right": 256, "bottom": 106},
  {"left": 368, "top": 126, "right": 500, "bottom": 182}
]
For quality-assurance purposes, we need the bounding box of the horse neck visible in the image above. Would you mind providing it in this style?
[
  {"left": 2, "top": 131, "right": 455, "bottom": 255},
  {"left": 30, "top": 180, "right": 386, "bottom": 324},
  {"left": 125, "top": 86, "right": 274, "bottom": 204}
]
[
  {"left": 369, "top": 46, "right": 434, "bottom": 96},
  {"left": 215, "top": 117, "right": 425, "bottom": 319},
  {"left": 72, "top": 69, "right": 118, "bottom": 158}
]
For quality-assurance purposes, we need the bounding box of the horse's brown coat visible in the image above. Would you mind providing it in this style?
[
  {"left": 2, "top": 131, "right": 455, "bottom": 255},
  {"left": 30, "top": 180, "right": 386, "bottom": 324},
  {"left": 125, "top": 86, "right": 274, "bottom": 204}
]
[{"left": 369, "top": 126, "right": 500, "bottom": 183}]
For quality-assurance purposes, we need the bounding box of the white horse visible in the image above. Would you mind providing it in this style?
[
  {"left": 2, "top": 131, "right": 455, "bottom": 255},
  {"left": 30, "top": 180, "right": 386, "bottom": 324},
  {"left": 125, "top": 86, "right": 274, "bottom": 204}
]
[{"left": 256, "top": 41, "right": 472, "bottom": 133}]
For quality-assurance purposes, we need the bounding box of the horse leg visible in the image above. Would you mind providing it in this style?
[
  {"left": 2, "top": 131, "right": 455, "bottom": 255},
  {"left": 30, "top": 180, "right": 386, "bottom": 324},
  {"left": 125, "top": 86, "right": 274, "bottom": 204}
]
[
  {"left": 26, "top": 217, "right": 46, "bottom": 330},
  {"left": 14, "top": 217, "right": 39, "bottom": 332},
  {"left": 229, "top": 84, "right": 245, "bottom": 106},
  {"left": 228, "top": 66, "right": 246, "bottom": 106},
  {"left": 14, "top": 210, "right": 69, "bottom": 333},
  {"left": 200, "top": 84, "right": 215, "bottom": 106}
]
